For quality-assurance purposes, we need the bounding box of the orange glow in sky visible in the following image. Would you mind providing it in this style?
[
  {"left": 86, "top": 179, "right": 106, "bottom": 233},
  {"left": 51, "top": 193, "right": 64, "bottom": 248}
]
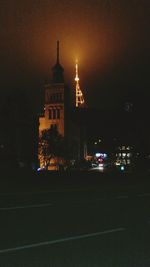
[{"left": 0, "top": 0, "right": 149, "bottom": 108}]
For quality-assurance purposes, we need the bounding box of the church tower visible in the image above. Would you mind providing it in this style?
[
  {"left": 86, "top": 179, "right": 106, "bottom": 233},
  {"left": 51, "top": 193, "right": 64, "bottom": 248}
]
[{"left": 39, "top": 41, "right": 67, "bottom": 137}]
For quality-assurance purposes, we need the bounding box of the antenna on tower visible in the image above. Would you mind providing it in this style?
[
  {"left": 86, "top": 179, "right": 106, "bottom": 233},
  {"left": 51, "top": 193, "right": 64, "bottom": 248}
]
[{"left": 75, "top": 60, "right": 85, "bottom": 107}]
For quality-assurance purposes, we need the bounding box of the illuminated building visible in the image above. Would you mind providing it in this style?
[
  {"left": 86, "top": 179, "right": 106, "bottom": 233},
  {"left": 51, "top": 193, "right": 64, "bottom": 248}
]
[
  {"left": 39, "top": 41, "right": 67, "bottom": 138},
  {"left": 115, "top": 145, "right": 133, "bottom": 166},
  {"left": 38, "top": 41, "right": 87, "bottom": 169},
  {"left": 38, "top": 41, "right": 70, "bottom": 169}
]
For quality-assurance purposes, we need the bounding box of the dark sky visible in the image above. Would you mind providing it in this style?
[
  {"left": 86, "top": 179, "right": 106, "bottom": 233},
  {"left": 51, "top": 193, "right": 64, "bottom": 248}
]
[{"left": 0, "top": 0, "right": 149, "bottom": 110}]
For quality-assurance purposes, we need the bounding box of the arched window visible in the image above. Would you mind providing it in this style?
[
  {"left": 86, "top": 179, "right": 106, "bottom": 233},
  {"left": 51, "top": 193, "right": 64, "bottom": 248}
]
[
  {"left": 53, "top": 109, "right": 56, "bottom": 119},
  {"left": 57, "top": 109, "right": 60, "bottom": 119},
  {"left": 48, "top": 109, "right": 52, "bottom": 119}
]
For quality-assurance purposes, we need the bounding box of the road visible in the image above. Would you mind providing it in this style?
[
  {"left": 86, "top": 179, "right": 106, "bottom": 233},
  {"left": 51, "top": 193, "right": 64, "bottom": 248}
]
[{"left": 0, "top": 170, "right": 150, "bottom": 266}]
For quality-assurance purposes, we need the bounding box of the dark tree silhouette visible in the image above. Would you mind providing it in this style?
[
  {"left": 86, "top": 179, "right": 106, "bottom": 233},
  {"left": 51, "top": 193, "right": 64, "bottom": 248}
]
[{"left": 39, "top": 127, "right": 65, "bottom": 169}]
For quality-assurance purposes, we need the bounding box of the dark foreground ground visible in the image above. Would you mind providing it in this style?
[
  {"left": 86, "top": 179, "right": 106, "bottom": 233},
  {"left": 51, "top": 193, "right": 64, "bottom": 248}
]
[{"left": 0, "top": 169, "right": 150, "bottom": 266}]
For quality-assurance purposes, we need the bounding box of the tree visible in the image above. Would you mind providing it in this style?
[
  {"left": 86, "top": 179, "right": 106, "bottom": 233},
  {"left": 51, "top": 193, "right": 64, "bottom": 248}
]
[{"left": 38, "top": 127, "right": 65, "bottom": 169}]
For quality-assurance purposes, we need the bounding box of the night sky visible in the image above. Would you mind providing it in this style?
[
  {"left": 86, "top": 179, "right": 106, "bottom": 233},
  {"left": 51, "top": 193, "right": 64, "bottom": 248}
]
[{"left": 0, "top": 0, "right": 149, "bottom": 110}]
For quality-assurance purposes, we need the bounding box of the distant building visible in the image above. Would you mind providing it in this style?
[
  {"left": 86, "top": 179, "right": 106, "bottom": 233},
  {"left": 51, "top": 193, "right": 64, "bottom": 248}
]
[
  {"left": 115, "top": 145, "right": 133, "bottom": 166},
  {"left": 38, "top": 41, "right": 87, "bottom": 169},
  {"left": 39, "top": 41, "right": 69, "bottom": 138}
]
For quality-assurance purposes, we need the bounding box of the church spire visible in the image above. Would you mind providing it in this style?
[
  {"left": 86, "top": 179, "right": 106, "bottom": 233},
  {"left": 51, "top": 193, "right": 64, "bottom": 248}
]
[
  {"left": 52, "top": 41, "right": 64, "bottom": 83},
  {"left": 57, "top": 40, "right": 59, "bottom": 64}
]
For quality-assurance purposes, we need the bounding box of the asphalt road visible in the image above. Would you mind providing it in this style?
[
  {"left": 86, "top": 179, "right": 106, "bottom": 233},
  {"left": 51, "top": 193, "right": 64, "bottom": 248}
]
[{"left": 0, "top": 170, "right": 150, "bottom": 266}]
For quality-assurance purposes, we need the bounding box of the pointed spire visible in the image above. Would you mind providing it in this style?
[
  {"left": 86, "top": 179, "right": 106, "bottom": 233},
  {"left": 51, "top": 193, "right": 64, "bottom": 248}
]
[
  {"left": 57, "top": 40, "right": 59, "bottom": 64},
  {"left": 52, "top": 41, "right": 64, "bottom": 83}
]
